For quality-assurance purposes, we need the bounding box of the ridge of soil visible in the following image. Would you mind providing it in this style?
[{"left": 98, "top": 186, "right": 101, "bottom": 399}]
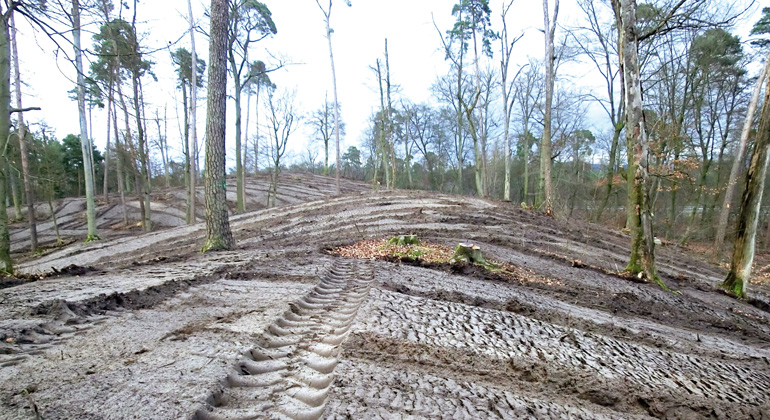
[{"left": 1, "top": 178, "right": 769, "bottom": 419}]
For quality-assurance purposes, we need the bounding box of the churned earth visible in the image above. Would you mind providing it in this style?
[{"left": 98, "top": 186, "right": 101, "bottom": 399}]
[{"left": 1, "top": 173, "right": 769, "bottom": 420}]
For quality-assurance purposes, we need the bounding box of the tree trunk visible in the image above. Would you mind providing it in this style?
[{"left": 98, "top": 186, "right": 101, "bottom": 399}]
[
  {"left": 112, "top": 103, "right": 128, "bottom": 226},
  {"left": 10, "top": 14, "right": 35, "bottom": 252},
  {"left": 103, "top": 78, "right": 114, "bottom": 202},
  {"left": 375, "top": 60, "right": 391, "bottom": 189},
  {"left": 132, "top": 74, "right": 151, "bottom": 232},
  {"left": 721, "top": 66, "right": 770, "bottom": 298},
  {"left": 8, "top": 156, "right": 19, "bottom": 219},
  {"left": 615, "top": 0, "right": 660, "bottom": 285},
  {"left": 182, "top": 79, "right": 191, "bottom": 224},
  {"left": 404, "top": 111, "right": 412, "bottom": 188},
  {"left": 595, "top": 123, "right": 622, "bottom": 221},
  {"left": 541, "top": 0, "right": 558, "bottom": 216},
  {"left": 0, "top": 10, "right": 13, "bottom": 273},
  {"left": 714, "top": 50, "right": 770, "bottom": 255},
  {"left": 471, "top": 25, "right": 488, "bottom": 199},
  {"left": 202, "top": 0, "right": 234, "bottom": 252},
  {"left": 322, "top": 11, "right": 342, "bottom": 195},
  {"left": 187, "top": 0, "right": 198, "bottom": 224},
  {"left": 244, "top": 85, "right": 251, "bottom": 201},
  {"left": 155, "top": 110, "right": 170, "bottom": 188},
  {"left": 231, "top": 52, "right": 245, "bottom": 214},
  {"left": 385, "top": 39, "right": 396, "bottom": 190},
  {"left": 72, "top": 0, "right": 99, "bottom": 242}
]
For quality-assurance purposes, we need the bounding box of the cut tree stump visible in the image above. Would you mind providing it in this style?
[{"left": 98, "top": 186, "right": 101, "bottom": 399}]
[
  {"left": 450, "top": 243, "right": 488, "bottom": 265},
  {"left": 389, "top": 235, "right": 420, "bottom": 246}
]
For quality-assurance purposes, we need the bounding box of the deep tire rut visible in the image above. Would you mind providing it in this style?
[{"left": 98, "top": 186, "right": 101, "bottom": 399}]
[{"left": 195, "top": 260, "right": 373, "bottom": 420}]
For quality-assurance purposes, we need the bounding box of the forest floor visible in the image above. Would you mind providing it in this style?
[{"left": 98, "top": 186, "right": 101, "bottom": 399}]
[{"left": 1, "top": 172, "right": 769, "bottom": 420}]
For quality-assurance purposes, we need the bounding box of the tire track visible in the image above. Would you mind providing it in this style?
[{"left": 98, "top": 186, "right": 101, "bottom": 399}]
[
  {"left": 349, "top": 289, "right": 770, "bottom": 413},
  {"left": 195, "top": 260, "right": 373, "bottom": 420}
]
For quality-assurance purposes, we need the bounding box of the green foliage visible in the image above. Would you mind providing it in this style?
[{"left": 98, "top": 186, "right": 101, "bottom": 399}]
[
  {"left": 60, "top": 134, "right": 104, "bottom": 197},
  {"left": 92, "top": 19, "right": 154, "bottom": 81},
  {"left": 448, "top": 0, "right": 496, "bottom": 57},
  {"left": 342, "top": 146, "right": 361, "bottom": 167},
  {"left": 170, "top": 47, "right": 206, "bottom": 89},
  {"left": 246, "top": 60, "right": 275, "bottom": 91},
  {"left": 751, "top": 7, "right": 770, "bottom": 47},
  {"left": 230, "top": 0, "right": 277, "bottom": 42},
  {"left": 690, "top": 28, "right": 743, "bottom": 72}
]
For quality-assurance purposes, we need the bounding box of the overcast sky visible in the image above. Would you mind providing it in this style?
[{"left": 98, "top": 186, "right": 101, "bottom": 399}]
[{"left": 13, "top": 0, "right": 763, "bottom": 169}]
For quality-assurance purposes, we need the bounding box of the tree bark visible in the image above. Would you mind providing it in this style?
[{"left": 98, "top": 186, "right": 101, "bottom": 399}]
[
  {"left": 10, "top": 14, "right": 35, "bottom": 252},
  {"left": 0, "top": 9, "right": 13, "bottom": 273},
  {"left": 614, "top": 0, "right": 661, "bottom": 285},
  {"left": 229, "top": 50, "right": 245, "bottom": 213},
  {"left": 385, "top": 39, "right": 396, "bottom": 190},
  {"left": 112, "top": 103, "right": 128, "bottom": 226},
  {"left": 202, "top": 0, "right": 234, "bottom": 252},
  {"left": 721, "top": 66, "right": 770, "bottom": 298},
  {"left": 541, "top": 0, "right": 558, "bottom": 216},
  {"left": 72, "top": 0, "right": 99, "bottom": 242},
  {"left": 317, "top": 2, "right": 342, "bottom": 195},
  {"left": 187, "top": 0, "right": 198, "bottom": 224},
  {"left": 714, "top": 50, "right": 770, "bottom": 255},
  {"left": 182, "top": 78, "right": 191, "bottom": 223},
  {"left": 132, "top": 73, "right": 151, "bottom": 232},
  {"left": 103, "top": 77, "right": 113, "bottom": 202}
]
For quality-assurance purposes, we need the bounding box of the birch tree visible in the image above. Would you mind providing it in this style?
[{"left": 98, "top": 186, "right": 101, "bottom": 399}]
[{"left": 265, "top": 89, "right": 299, "bottom": 207}]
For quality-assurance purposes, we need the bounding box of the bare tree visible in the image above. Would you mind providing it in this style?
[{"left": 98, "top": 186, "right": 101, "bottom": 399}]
[
  {"left": 316, "top": 0, "right": 350, "bottom": 195},
  {"left": 499, "top": 0, "right": 523, "bottom": 202},
  {"left": 514, "top": 61, "right": 543, "bottom": 206},
  {"left": 574, "top": 0, "right": 624, "bottom": 221},
  {"left": 265, "top": 89, "right": 300, "bottom": 207}
]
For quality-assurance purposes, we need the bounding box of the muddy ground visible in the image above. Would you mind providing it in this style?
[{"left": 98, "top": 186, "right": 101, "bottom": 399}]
[{"left": 1, "top": 174, "right": 769, "bottom": 419}]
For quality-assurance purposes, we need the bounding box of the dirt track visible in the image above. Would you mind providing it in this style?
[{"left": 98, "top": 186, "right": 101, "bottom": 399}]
[{"left": 1, "top": 175, "right": 770, "bottom": 419}]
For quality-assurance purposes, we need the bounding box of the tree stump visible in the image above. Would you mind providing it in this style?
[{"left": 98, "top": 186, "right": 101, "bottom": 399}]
[
  {"left": 450, "top": 243, "right": 488, "bottom": 265},
  {"left": 389, "top": 235, "right": 420, "bottom": 246}
]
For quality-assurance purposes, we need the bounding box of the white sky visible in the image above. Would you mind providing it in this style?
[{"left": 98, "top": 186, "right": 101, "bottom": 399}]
[{"left": 13, "top": 0, "right": 764, "bottom": 169}]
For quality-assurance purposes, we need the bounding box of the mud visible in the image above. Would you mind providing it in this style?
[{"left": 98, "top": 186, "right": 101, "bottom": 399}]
[{"left": 1, "top": 180, "right": 769, "bottom": 419}]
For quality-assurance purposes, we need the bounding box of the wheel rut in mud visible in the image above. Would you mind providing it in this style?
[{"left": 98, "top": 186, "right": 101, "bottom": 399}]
[{"left": 195, "top": 260, "right": 374, "bottom": 420}]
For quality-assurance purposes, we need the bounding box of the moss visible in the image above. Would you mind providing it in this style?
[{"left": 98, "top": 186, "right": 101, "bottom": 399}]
[
  {"left": 719, "top": 272, "right": 745, "bottom": 298},
  {"left": 201, "top": 237, "right": 231, "bottom": 253},
  {"left": 625, "top": 260, "right": 642, "bottom": 275},
  {"left": 85, "top": 234, "right": 101, "bottom": 243}
]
